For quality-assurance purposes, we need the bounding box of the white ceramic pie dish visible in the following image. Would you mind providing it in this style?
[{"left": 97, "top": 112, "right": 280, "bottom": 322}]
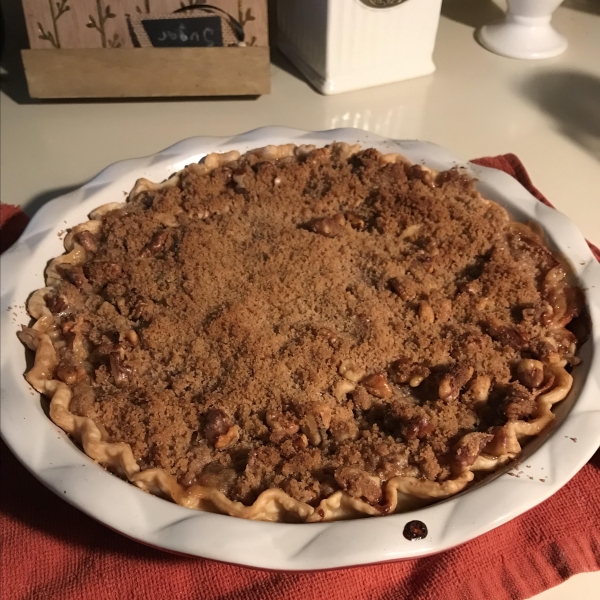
[{"left": 1, "top": 127, "right": 599, "bottom": 570}]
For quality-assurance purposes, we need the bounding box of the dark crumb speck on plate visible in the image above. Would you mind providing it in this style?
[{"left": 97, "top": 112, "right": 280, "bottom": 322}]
[{"left": 403, "top": 520, "right": 428, "bottom": 541}]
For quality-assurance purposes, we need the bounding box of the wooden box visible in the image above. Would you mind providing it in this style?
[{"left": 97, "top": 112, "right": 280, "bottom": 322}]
[{"left": 20, "top": 0, "right": 270, "bottom": 98}]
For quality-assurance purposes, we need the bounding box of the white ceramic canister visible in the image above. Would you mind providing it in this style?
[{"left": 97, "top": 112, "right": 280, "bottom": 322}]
[{"left": 276, "top": 0, "right": 443, "bottom": 95}]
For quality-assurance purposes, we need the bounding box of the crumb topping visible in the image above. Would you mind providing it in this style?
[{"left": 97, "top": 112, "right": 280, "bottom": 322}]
[{"left": 49, "top": 146, "right": 582, "bottom": 507}]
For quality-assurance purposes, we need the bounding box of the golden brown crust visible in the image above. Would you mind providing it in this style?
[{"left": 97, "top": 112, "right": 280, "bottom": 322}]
[{"left": 19, "top": 143, "right": 577, "bottom": 522}]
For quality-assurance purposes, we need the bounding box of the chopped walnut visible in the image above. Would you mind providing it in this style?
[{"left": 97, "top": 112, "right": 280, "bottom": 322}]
[
  {"left": 204, "top": 408, "right": 232, "bottom": 447},
  {"left": 516, "top": 359, "right": 544, "bottom": 389},
  {"left": 502, "top": 383, "right": 536, "bottom": 420},
  {"left": 404, "top": 416, "right": 434, "bottom": 440},
  {"left": 389, "top": 359, "right": 430, "bottom": 386},
  {"left": 408, "top": 164, "right": 435, "bottom": 187},
  {"left": 307, "top": 214, "right": 345, "bottom": 237},
  {"left": 265, "top": 410, "right": 299, "bottom": 442},
  {"left": 551, "top": 328, "right": 577, "bottom": 355},
  {"left": 45, "top": 294, "right": 68, "bottom": 315},
  {"left": 338, "top": 360, "right": 364, "bottom": 382},
  {"left": 197, "top": 462, "right": 237, "bottom": 494},
  {"left": 361, "top": 372, "right": 393, "bottom": 399},
  {"left": 141, "top": 230, "right": 168, "bottom": 257},
  {"left": 409, "top": 369, "right": 430, "bottom": 387},
  {"left": 333, "top": 379, "right": 356, "bottom": 400},
  {"left": 300, "top": 402, "right": 332, "bottom": 446},
  {"left": 130, "top": 298, "right": 154, "bottom": 321},
  {"left": 487, "top": 321, "right": 529, "bottom": 350},
  {"left": 109, "top": 351, "right": 133, "bottom": 386},
  {"left": 57, "top": 265, "right": 88, "bottom": 289},
  {"left": 56, "top": 364, "right": 87, "bottom": 385},
  {"left": 301, "top": 414, "right": 322, "bottom": 446},
  {"left": 291, "top": 433, "right": 309, "bottom": 451},
  {"left": 214, "top": 425, "right": 240, "bottom": 449},
  {"left": 451, "top": 432, "right": 494, "bottom": 474},
  {"left": 438, "top": 365, "right": 474, "bottom": 401},
  {"left": 123, "top": 329, "right": 139, "bottom": 347},
  {"left": 468, "top": 375, "right": 492, "bottom": 403},
  {"left": 346, "top": 211, "right": 366, "bottom": 231},
  {"left": 76, "top": 230, "right": 98, "bottom": 253},
  {"left": 484, "top": 425, "right": 520, "bottom": 456}
]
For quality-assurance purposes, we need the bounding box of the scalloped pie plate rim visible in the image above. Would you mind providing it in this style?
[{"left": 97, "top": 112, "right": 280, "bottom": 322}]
[{"left": 1, "top": 127, "right": 599, "bottom": 570}]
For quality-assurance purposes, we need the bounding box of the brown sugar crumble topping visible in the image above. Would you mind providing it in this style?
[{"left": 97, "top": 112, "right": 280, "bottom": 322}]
[{"left": 27, "top": 144, "right": 585, "bottom": 520}]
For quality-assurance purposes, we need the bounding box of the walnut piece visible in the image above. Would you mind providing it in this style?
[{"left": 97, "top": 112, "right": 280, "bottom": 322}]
[
  {"left": 130, "top": 298, "right": 154, "bottom": 321},
  {"left": 452, "top": 432, "right": 494, "bottom": 474},
  {"left": 389, "top": 359, "right": 430, "bottom": 386},
  {"left": 56, "top": 364, "right": 87, "bottom": 385},
  {"left": 57, "top": 265, "right": 88, "bottom": 289},
  {"left": 123, "top": 329, "right": 139, "bottom": 347},
  {"left": 469, "top": 374, "right": 492, "bottom": 402},
  {"left": 438, "top": 365, "right": 474, "bottom": 401},
  {"left": 76, "top": 230, "right": 98, "bottom": 253},
  {"left": 204, "top": 408, "right": 232, "bottom": 447},
  {"left": 197, "top": 463, "right": 237, "bottom": 494},
  {"left": 516, "top": 359, "right": 544, "bottom": 389},
  {"left": 502, "top": 384, "right": 536, "bottom": 420},
  {"left": 214, "top": 425, "right": 240, "bottom": 449},
  {"left": 404, "top": 416, "right": 434, "bottom": 440},
  {"left": 45, "top": 294, "right": 68, "bottom": 315},
  {"left": 300, "top": 402, "right": 332, "bottom": 446},
  {"left": 338, "top": 360, "right": 364, "bottom": 383},
  {"left": 141, "top": 230, "right": 168, "bottom": 257},
  {"left": 408, "top": 164, "right": 435, "bottom": 187},
  {"left": 109, "top": 351, "right": 133, "bottom": 386},
  {"left": 361, "top": 372, "right": 393, "bottom": 399},
  {"left": 265, "top": 410, "right": 299, "bottom": 442},
  {"left": 333, "top": 379, "right": 356, "bottom": 400},
  {"left": 307, "top": 214, "right": 345, "bottom": 238},
  {"left": 345, "top": 211, "right": 366, "bottom": 231},
  {"left": 487, "top": 322, "right": 529, "bottom": 350}
]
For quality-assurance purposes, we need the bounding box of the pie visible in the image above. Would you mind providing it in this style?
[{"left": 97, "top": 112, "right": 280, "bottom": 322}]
[{"left": 19, "top": 143, "right": 586, "bottom": 522}]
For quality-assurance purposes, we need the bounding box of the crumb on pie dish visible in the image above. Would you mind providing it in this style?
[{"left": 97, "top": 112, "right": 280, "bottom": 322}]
[{"left": 18, "top": 143, "right": 587, "bottom": 523}]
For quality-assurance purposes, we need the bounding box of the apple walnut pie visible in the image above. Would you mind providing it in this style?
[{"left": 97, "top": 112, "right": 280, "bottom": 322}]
[{"left": 19, "top": 143, "right": 586, "bottom": 522}]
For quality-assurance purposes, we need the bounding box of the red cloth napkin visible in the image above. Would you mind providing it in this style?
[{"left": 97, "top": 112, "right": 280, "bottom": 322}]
[{"left": 1, "top": 156, "right": 599, "bottom": 600}]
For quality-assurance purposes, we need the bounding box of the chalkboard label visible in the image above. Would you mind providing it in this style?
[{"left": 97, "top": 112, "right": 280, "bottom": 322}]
[{"left": 141, "top": 16, "right": 223, "bottom": 48}]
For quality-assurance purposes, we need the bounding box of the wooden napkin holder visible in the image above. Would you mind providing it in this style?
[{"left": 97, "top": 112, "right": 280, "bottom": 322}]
[{"left": 20, "top": 0, "right": 270, "bottom": 98}]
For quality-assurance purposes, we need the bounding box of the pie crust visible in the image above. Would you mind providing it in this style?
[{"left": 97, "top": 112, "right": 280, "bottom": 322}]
[{"left": 19, "top": 143, "right": 581, "bottom": 522}]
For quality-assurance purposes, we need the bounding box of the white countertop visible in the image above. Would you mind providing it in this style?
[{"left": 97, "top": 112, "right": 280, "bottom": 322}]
[{"left": 1, "top": 0, "right": 598, "bottom": 597}]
